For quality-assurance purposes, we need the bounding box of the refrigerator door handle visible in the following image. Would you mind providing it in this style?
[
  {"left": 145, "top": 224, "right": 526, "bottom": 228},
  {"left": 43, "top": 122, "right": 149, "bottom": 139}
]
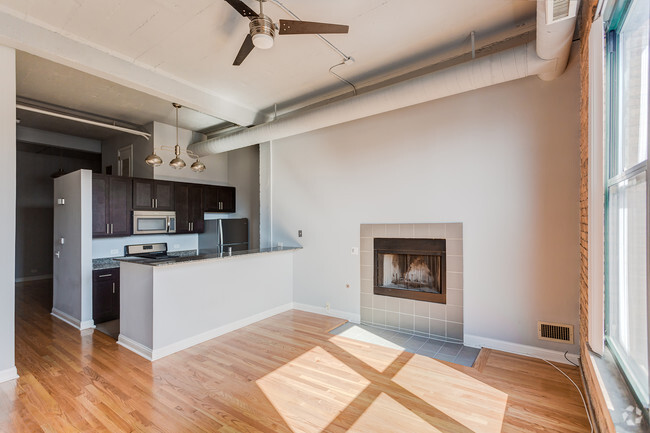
[{"left": 218, "top": 219, "right": 224, "bottom": 252}]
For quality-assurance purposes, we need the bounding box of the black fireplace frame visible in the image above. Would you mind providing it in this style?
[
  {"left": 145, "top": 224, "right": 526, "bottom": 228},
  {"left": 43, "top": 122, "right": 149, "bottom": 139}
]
[{"left": 373, "top": 238, "right": 446, "bottom": 304}]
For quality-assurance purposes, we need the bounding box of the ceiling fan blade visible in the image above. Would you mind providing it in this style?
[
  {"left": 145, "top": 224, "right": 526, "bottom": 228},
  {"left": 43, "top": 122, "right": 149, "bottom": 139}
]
[
  {"left": 223, "top": 0, "right": 258, "bottom": 19},
  {"left": 233, "top": 34, "right": 255, "bottom": 66},
  {"left": 279, "top": 19, "right": 349, "bottom": 35}
]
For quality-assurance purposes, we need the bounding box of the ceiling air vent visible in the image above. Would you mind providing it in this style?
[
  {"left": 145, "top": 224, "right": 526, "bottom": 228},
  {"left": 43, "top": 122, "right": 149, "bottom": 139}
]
[
  {"left": 538, "top": 321, "right": 574, "bottom": 344},
  {"left": 546, "top": 0, "right": 579, "bottom": 24}
]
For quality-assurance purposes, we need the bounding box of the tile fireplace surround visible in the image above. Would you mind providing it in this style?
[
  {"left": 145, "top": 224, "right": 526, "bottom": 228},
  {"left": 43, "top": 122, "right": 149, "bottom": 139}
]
[{"left": 360, "top": 223, "right": 463, "bottom": 342}]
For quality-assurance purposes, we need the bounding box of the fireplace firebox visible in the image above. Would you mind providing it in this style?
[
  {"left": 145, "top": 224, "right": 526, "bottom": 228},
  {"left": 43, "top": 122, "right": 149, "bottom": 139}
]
[{"left": 374, "top": 238, "right": 446, "bottom": 304}]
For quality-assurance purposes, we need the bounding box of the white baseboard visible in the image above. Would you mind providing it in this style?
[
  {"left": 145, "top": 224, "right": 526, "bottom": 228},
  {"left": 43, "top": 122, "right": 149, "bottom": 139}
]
[
  {"left": 0, "top": 366, "right": 18, "bottom": 383},
  {"left": 15, "top": 274, "right": 52, "bottom": 283},
  {"left": 119, "top": 303, "right": 295, "bottom": 361},
  {"left": 464, "top": 334, "right": 580, "bottom": 365},
  {"left": 117, "top": 335, "right": 153, "bottom": 361},
  {"left": 51, "top": 308, "right": 96, "bottom": 331},
  {"left": 293, "top": 303, "right": 360, "bottom": 324}
]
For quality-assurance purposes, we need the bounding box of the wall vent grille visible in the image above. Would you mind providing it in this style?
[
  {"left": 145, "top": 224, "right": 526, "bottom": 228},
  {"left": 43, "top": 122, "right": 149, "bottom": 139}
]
[
  {"left": 546, "top": 0, "right": 579, "bottom": 24},
  {"left": 537, "top": 321, "right": 574, "bottom": 344}
]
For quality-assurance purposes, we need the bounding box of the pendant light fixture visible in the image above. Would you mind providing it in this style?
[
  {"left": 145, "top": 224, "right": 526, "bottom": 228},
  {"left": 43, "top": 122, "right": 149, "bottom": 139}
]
[
  {"left": 169, "top": 103, "right": 186, "bottom": 169},
  {"left": 144, "top": 150, "right": 162, "bottom": 167},
  {"left": 191, "top": 159, "right": 206, "bottom": 172},
  {"left": 144, "top": 102, "right": 207, "bottom": 172}
]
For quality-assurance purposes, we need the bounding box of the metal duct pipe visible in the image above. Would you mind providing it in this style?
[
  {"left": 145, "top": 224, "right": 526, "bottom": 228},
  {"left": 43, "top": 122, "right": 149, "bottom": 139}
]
[
  {"left": 535, "top": 0, "right": 580, "bottom": 81},
  {"left": 189, "top": 1, "right": 577, "bottom": 156}
]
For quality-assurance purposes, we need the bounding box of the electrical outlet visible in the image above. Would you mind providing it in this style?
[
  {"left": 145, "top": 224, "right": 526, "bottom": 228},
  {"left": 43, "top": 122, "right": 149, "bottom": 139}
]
[
  {"left": 298, "top": 230, "right": 302, "bottom": 237},
  {"left": 110, "top": 249, "right": 119, "bottom": 255},
  {"left": 351, "top": 247, "right": 359, "bottom": 255},
  {"left": 326, "top": 302, "right": 331, "bottom": 311}
]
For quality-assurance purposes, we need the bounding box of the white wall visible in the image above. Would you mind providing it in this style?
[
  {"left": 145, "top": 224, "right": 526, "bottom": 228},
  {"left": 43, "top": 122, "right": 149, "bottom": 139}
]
[
  {"left": 228, "top": 145, "right": 260, "bottom": 249},
  {"left": 153, "top": 121, "right": 228, "bottom": 184},
  {"left": 52, "top": 169, "right": 93, "bottom": 329},
  {"left": 0, "top": 45, "right": 17, "bottom": 381},
  {"left": 269, "top": 55, "right": 581, "bottom": 353}
]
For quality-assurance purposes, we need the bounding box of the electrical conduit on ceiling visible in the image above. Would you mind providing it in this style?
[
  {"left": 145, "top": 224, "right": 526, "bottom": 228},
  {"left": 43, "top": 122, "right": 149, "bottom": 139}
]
[{"left": 188, "top": 0, "right": 579, "bottom": 156}]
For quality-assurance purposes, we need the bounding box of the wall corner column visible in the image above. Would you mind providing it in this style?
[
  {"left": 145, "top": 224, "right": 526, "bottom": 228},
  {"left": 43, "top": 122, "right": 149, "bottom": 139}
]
[{"left": 0, "top": 45, "right": 17, "bottom": 383}]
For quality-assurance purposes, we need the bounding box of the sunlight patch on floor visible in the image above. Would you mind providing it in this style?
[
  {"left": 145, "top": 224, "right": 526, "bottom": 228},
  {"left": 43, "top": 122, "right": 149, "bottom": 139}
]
[
  {"left": 347, "top": 392, "right": 443, "bottom": 433},
  {"left": 257, "top": 346, "right": 370, "bottom": 433},
  {"left": 392, "top": 356, "right": 508, "bottom": 433},
  {"left": 330, "top": 335, "right": 402, "bottom": 372}
]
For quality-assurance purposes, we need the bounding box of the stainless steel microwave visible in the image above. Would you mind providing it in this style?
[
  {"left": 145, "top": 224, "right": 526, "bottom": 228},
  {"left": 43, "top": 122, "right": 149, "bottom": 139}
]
[{"left": 132, "top": 211, "right": 176, "bottom": 235}]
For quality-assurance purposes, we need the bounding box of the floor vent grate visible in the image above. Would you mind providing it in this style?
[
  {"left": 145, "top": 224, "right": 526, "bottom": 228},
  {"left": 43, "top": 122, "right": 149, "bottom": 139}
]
[{"left": 538, "top": 321, "right": 574, "bottom": 344}]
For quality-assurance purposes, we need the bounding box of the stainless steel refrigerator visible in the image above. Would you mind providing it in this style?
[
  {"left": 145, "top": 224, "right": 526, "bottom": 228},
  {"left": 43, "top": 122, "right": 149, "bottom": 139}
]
[{"left": 198, "top": 218, "right": 249, "bottom": 253}]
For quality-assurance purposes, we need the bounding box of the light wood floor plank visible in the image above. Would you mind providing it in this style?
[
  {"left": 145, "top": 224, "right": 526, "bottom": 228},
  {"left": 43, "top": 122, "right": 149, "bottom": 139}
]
[{"left": 1, "top": 280, "right": 591, "bottom": 432}]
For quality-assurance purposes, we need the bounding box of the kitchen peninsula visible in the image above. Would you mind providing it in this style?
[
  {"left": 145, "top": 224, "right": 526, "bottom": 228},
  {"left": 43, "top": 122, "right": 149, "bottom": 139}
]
[{"left": 115, "top": 246, "right": 300, "bottom": 361}]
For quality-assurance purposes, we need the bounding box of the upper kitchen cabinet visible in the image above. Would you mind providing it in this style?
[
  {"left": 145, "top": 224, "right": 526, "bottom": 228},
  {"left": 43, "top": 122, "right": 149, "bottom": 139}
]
[
  {"left": 174, "top": 183, "right": 204, "bottom": 234},
  {"left": 204, "top": 185, "right": 236, "bottom": 213},
  {"left": 92, "top": 174, "right": 132, "bottom": 237},
  {"left": 132, "top": 178, "right": 174, "bottom": 211}
]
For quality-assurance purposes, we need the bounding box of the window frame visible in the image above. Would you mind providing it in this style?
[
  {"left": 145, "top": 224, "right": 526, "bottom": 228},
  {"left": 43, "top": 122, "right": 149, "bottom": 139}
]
[{"left": 604, "top": 0, "right": 650, "bottom": 411}]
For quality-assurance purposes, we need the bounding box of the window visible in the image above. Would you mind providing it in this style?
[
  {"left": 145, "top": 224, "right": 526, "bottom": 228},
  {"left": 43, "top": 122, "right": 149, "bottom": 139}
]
[{"left": 606, "top": 0, "right": 650, "bottom": 408}]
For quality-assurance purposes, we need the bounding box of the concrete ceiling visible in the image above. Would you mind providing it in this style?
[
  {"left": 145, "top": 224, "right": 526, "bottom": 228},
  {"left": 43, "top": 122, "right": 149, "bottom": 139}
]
[{"left": 2, "top": 0, "right": 537, "bottom": 141}]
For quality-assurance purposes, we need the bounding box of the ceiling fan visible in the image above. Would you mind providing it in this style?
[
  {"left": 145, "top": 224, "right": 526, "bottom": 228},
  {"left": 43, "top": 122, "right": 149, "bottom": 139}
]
[{"left": 224, "top": 0, "right": 349, "bottom": 65}]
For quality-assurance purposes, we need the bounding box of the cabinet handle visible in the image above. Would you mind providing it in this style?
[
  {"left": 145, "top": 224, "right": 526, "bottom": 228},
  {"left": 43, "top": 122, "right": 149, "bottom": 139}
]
[
  {"left": 191, "top": 222, "right": 194, "bottom": 231},
  {"left": 110, "top": 224, "right": 114, "bottom": 234},
  {"left": 152, "top": 198, "right": 155, "bottom": 208},
  {"left": 188, "top": 222, "right": 191, "bottom": 232},
  {"left": 98, "top": 274, "right": 112, "bottom": 278},
  {"left": 106, "top": 224, "right": 109, "bottom": 234},
  {"left": 112, "top": 282, "right": 115, "bottom": 294},
  {"left": 155, "top": 198, "right": 158, "bottom": 208}
]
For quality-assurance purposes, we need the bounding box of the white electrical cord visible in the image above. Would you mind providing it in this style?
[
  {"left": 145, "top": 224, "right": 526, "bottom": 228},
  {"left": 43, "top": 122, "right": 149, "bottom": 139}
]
[{"left": 544, "top": 359, "right": 594, "bottom": 433}]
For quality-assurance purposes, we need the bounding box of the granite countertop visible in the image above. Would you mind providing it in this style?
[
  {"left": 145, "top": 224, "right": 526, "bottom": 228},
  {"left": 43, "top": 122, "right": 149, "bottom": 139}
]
[
  {"left": 92, "top": 249, "right": 198, "bottom": 270},
  {"left": 112, "top": 246, "right": 302, "bottom": 267},
  {"left": 92, "top": 257, "right": 122, "bottom": 270}
]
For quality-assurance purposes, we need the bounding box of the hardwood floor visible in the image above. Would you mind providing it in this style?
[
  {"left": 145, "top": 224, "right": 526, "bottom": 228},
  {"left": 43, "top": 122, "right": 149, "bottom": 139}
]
[{"left": 1, "top": 280, "right": 590, "bottom": 432}]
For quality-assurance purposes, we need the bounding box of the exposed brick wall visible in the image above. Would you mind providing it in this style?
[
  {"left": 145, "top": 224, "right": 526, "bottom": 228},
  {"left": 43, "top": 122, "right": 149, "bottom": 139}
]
[
  {"left": 578, "top": 2, "right": 617, "bottom": 432},
  {"left": 579, "top": 0, "right": 595, "bottom": 357}
]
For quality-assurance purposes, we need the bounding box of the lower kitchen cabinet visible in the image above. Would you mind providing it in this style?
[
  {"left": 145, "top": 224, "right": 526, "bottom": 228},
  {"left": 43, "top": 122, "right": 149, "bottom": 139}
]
[{"left": 93, "top": 268, "right": 120, "bottom": 324}]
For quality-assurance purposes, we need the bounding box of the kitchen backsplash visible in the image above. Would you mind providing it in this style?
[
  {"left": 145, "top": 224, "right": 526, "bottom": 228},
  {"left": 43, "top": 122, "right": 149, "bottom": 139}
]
[{"left": 92, "top": 233, "right": 198, "bottom": 259}]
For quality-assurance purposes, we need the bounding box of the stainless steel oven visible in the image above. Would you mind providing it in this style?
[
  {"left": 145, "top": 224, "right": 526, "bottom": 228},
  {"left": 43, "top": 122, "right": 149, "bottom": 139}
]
[{"left": 132, "top": 211, "right": 176, "bottom": 235}]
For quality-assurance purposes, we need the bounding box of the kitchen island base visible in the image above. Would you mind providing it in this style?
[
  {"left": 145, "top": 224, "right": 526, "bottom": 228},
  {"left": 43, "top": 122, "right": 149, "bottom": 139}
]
[{"left": 117, "top": 248, "right": 296, "bottom": 361}]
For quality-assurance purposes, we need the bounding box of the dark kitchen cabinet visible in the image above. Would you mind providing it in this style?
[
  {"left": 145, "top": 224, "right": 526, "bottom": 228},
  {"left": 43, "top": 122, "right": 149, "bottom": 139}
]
[
  {"left": 93, "top": 268, "right": 120, "bottom": 324},
  {"left": 203, "top": 185, "right": 236, "bottom": 213},
  {"left": 92, "top": 174, "right": 132, "bottom": 237},
  {"left": 132, "top": 178, "right": 174, "bottom": 211},
  {"left": 174, "top": 183, "right": 204, "bottom": 233}
]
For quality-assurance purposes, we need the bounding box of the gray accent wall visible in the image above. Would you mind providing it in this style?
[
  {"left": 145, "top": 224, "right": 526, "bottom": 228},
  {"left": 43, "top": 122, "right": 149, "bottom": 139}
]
[
  {"left": 101, "top": 122, "right": 154, "bottom": 178},
  {"left": 53, "top": 170, "right": 94, "bottom": 327},
  {"left": 228, "top": 145, "right": 260, "bottom": 249},
  {"left": 15, "top": 143, "right": 100, "bottom": 280}
]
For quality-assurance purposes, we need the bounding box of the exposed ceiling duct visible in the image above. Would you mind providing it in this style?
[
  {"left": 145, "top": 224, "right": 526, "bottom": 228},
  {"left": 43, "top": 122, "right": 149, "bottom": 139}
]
[{"left": 188, "top": 0, "right": 580, "bottom": 157}]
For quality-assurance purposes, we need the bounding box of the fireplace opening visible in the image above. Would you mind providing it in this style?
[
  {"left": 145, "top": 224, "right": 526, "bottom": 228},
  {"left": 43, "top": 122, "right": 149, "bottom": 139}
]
[{"left": 374, "top": 238, "right": 446, "bottom": 304}]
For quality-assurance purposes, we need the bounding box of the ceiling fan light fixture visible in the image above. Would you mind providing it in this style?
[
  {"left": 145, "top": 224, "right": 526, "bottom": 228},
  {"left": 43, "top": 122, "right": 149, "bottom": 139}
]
[
  {"left": 252, "top": 33, "right": 274, "bottom": 49},
  {"left": 250, "top": 15, "right": 275, "bottom": 49}
]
